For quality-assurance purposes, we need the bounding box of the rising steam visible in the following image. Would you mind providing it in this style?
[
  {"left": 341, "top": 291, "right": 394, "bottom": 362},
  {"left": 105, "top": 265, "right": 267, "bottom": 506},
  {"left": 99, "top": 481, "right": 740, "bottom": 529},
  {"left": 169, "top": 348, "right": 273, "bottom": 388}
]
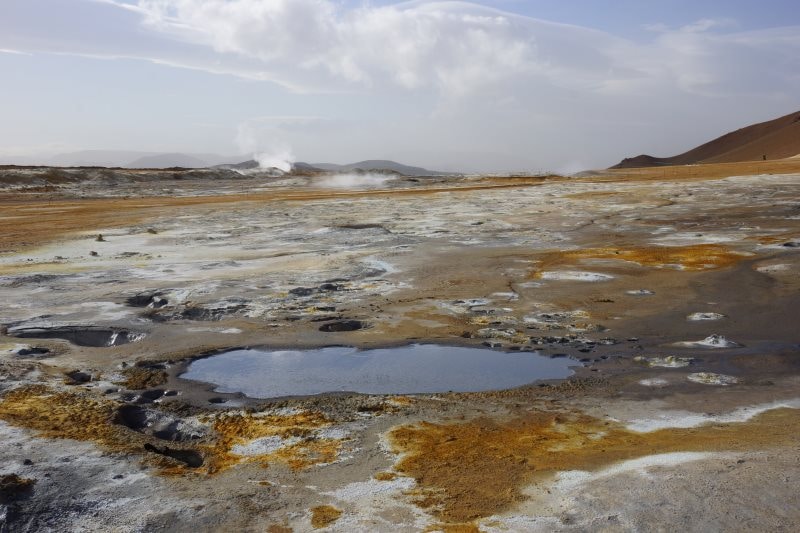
[
  {"left": 253, "top": 144, "right": 295, "bottom": 173},
  {"left": 236, "top": 122, "right": 295, "bottom": 172},
  {"left": 316, "top": 173, "right": 395, "bottom": 189}
]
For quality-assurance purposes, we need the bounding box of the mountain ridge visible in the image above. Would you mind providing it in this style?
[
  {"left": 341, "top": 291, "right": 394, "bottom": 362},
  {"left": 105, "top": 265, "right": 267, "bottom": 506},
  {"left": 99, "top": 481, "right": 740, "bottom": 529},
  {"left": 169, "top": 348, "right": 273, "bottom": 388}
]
[{"left": 612, "top": 110, "right": 800, "bottom": 169}]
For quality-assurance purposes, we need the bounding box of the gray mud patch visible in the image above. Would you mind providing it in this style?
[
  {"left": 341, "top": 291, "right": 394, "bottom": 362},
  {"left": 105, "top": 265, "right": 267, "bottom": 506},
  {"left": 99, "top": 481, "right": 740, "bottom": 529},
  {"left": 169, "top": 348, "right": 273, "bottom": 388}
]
[
  {"left": 319, "top": 320, "right": 367, "bottom": 332},
  {"left": 143, "top": 443, "right": 204, "bottom": 468},
  {"left": 11, "top": 327, "right": 145, "bottom": 347}
]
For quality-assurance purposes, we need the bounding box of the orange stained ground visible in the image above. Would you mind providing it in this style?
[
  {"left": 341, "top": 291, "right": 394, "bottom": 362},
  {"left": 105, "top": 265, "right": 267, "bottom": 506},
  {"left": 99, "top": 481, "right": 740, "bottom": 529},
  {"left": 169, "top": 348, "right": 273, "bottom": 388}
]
[
  {"left": 0, "top": 177, "right": 550, "bottom": 252},
  {"left": 531, "top": 244, "right": 750, "bottom": 274},
  {"left": 0, "top": 386, "right": 342, "bottom": 475},
  {"left": 310, "top": 505, "right": 343, "bottom": 529},
  {"left": 388, "top": 407, "right": 800, "bottom": 524}
]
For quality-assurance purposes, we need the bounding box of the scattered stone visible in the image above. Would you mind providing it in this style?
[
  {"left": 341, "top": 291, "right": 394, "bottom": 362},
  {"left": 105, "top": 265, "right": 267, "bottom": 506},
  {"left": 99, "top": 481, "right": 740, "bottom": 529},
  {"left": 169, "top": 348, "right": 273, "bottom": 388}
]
[
  {"left": 687, "top": 312, "right": 726, "bottom": 321},
  {"left": 289, "top": 287, "right": 315, "bottom": 297},
  {"left": 634, "top": 355, "right": 695, "bottom": 368},
  {"left": 675, "top": 334, "right": 742, "bottom": 349},
  {"left": 639, "top": 378, "right": 670, "bottom": 387},
  {"left": 475, "top": 328, "right": 521, "bottom": 341},
  {"left": 687, "top": 372, "right": 739, "bottom": 385},
  {"left": 65, "top": 370, "right": 92, "bottom": 384},
  {"left": 137, "top": 389, "right": 167, "bottom": 403},
  {"left": 17, "top": 346, "right": 50, "bottom": 357}
]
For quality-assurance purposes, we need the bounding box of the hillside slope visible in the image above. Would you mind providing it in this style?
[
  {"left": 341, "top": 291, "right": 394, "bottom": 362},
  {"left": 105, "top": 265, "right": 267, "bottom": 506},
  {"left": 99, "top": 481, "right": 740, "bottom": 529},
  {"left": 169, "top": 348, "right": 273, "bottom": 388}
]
[{"left": 612, "top": 110, "right": 800, "bottom": 168}]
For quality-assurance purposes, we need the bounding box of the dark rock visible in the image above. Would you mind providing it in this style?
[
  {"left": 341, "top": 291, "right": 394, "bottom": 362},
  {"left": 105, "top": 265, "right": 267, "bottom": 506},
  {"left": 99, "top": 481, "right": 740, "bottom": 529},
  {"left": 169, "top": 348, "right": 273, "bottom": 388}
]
[
  {"left": 114, "top": 405, "right": 148, "bottom": 430},
  {"left": 12, "top": 326, "right": 142, "bottom": 347},
  {"left": 17, "top": 347, "right": 50, "bottom": 357},
  {"left": 139, "top": 389, "right": 166, "bottom": 401},
  {"left": 289, "top": 287, "right": 315, "bottom": 297},
  {"left": 319, "top": 320, "right": 365, "bottom": 332},
  {"left": 0, "top": 474, "right": 35, "bottom": 503},
  {"left": 65, "top": 370, "right": 92, "bottom": 384}
]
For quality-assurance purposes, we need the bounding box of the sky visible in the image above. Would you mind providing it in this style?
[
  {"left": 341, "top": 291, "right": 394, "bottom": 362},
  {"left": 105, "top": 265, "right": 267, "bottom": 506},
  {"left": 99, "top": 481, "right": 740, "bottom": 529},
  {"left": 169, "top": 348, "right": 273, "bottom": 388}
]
[{"left": 1, "top": 0, "right": 799, "bottom": 172}]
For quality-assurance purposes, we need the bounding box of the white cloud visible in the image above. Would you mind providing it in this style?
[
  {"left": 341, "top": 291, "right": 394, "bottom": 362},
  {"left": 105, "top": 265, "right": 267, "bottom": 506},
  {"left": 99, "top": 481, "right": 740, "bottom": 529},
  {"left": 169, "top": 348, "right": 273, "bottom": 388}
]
[
  {"left": 92, "top": 1, "right": 798, "bottom": 101},
  {"left": 2, "top": 1, "right": 799, "bottom": 170},
  {"left": 0, "top": 48, "right": 31, "bottom": 55},
  {"left": 6, "top": 1, "right": 800, "bottom": 101}
]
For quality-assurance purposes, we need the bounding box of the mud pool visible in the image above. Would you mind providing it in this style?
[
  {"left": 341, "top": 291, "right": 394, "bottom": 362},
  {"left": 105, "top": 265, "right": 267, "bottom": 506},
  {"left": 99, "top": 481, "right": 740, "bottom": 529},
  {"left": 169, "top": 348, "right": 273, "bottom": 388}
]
[{"left": 180, "top": 344, "right": 575, "bottom": 397}]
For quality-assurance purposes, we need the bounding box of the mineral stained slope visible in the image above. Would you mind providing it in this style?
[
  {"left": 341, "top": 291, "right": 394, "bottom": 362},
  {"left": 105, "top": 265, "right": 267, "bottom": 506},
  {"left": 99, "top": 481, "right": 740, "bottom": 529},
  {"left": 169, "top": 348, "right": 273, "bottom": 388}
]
[{"left": 613, "top": 109, "right": 800, "bottom": 167}]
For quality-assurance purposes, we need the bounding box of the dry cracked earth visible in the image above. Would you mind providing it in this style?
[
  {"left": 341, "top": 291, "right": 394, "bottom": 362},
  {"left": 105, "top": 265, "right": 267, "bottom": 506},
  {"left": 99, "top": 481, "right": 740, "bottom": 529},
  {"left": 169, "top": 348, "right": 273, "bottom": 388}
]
[{"left": 1, "top": 160, "right": 799, "bottom": 532}]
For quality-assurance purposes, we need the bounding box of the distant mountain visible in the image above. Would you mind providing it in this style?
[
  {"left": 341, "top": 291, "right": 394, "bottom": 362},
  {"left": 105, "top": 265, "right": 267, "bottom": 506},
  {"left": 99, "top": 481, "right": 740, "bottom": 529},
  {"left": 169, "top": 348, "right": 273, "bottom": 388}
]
[
  {"left": 214, "top": 159, "right": 447, "bottom": 176},
  {"left": 50, "top": 150, "right": 155, "bottom": 168},
  {"left": 127, "top": 153, "right": 209, "bottom": 168},
  {"left": 40, "top": 152, "right": 450, "bottom": 175},
  {"left": 612, "top": 110, "right": 800, "bottom": 169},
  {"left": 310, "top": 160, "right": 450, "bottom": 176},
  {"left": 48, "top": 150, "right": 243, "bottom": 168},
  {"left": 214, "top": 160, "right": 260, "bottom": 170}
]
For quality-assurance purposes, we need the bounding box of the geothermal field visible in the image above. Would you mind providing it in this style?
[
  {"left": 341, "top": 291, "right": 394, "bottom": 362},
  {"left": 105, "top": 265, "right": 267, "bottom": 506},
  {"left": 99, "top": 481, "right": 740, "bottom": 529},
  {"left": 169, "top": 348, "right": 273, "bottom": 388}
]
[{"left": 1, "top": 159, "right": 800, "bottom": 531}]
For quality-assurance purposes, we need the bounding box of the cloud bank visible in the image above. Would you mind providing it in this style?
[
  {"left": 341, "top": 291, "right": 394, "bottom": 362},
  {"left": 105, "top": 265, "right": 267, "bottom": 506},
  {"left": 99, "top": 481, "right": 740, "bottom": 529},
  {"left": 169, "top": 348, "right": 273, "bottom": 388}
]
[{"left": 91, "top": 0, "right": 800, "bottom": 99}]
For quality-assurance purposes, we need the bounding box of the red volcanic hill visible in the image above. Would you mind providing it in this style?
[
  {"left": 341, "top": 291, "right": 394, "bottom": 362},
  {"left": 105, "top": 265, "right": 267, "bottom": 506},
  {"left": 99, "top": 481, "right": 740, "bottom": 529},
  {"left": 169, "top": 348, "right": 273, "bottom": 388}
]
[{"left": 612, "top": 110, "right": 800, "bottom": 169}]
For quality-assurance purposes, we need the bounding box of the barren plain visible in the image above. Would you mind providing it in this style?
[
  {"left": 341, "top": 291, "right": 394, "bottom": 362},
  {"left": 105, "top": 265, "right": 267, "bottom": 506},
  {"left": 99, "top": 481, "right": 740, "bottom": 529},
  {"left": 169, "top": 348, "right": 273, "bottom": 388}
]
[{"left": 1, "top": 159, "right": 799, "bottom": 531}]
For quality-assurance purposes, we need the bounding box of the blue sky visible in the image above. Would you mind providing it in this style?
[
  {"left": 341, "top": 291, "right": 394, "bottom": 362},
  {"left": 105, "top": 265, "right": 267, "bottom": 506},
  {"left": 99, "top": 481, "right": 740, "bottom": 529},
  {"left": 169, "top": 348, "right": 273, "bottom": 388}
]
[{"left": 1, "top": 0, "right": 799, "bottom": 171}]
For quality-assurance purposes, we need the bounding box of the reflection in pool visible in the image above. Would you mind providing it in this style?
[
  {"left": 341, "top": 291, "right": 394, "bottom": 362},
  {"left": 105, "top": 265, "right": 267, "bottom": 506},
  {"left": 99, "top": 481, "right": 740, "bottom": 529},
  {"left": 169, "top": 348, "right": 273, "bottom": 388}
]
[{"left": 181, "top": 344, "right": 576, "bottom": 398}]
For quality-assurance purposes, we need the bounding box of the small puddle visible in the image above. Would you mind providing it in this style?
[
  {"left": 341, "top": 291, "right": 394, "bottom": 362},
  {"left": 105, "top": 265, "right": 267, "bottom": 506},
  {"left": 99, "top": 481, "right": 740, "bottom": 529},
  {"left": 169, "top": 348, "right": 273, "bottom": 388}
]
[{"left": 180, "top": 344, "right": 575, "bottom": 398}]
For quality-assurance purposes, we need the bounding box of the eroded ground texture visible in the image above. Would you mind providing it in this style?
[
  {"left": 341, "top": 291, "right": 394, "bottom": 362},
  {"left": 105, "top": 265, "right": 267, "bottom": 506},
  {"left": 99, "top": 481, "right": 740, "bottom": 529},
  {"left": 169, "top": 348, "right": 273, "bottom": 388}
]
[{"left": 1, "top": 160, "right": 799, "bottom": 532}]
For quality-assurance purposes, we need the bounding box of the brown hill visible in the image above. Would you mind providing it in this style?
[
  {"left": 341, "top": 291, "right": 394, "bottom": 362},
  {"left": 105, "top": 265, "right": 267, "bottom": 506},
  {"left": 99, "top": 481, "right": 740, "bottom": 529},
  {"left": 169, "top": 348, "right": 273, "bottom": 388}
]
[{"left": 612, "top": 109, "right": 800, "bottom": 169}]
